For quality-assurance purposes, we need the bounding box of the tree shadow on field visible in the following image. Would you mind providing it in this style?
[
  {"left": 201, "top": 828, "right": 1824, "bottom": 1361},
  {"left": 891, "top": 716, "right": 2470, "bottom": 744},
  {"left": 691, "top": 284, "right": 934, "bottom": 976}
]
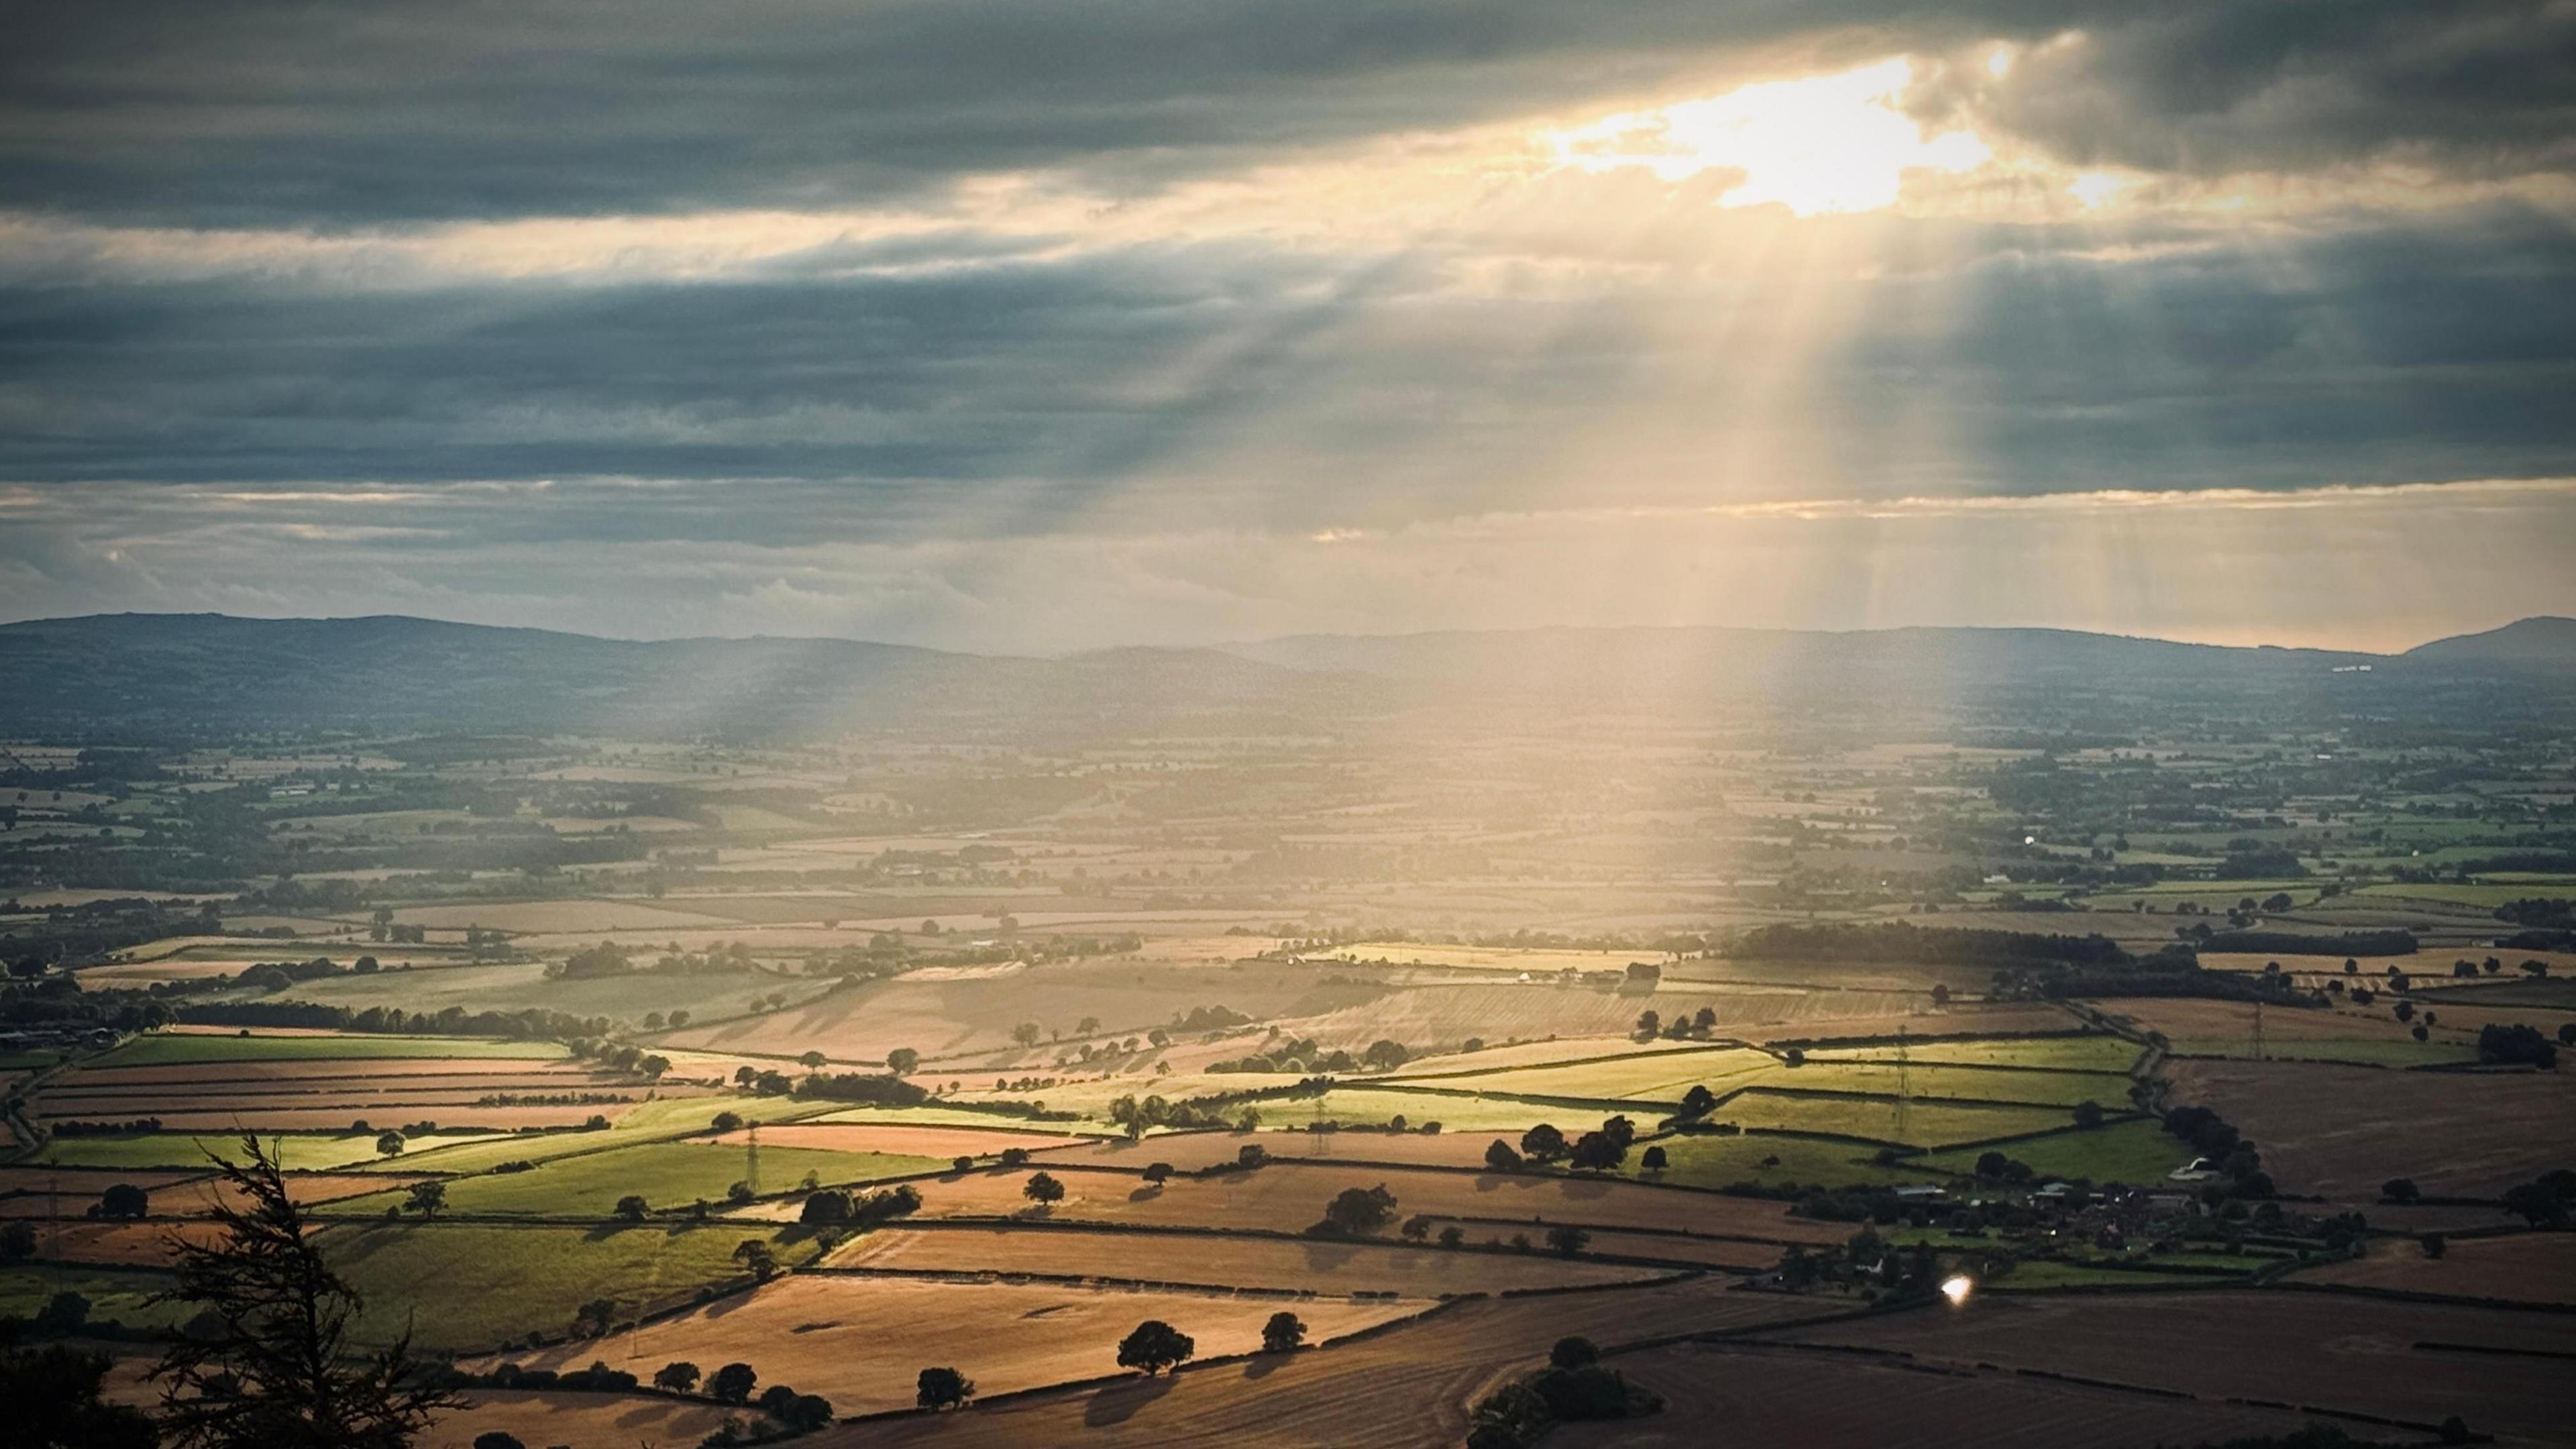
[
  {"left": 1240, "top": 1355, "right": 1283, "bottom": 1382},
  {"left": 1083, "top": 1374, "right": 1177, "bottom": 1427}
]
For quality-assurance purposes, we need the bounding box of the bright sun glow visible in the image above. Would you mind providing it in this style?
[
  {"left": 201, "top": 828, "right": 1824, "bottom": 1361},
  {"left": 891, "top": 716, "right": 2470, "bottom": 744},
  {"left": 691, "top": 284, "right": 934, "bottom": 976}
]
[
  {"left": 1546, "top": 58, "right": 1990, "bottom": 215},
  {"left": 1941, "top": 1274, "right": 1974, "bottom": 1306}
]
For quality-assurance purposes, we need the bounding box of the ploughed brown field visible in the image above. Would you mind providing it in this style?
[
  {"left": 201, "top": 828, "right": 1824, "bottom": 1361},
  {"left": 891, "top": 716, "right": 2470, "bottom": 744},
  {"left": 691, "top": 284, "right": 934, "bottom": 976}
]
[
  {"left": 905, "top": 1161, "right": 1847, "bottom": 1244},
  {"left": 1551, "top": 1342, "right": 2322, "bottom": 1448},
  {"left": 833, "top": 1223, "right": 1676, "bottom": 1295},
  {"left": 33, "top": 1219, "right": 227, "bottom": 1266},
  {"left": 474, "top": 1275, "right": 1430, "bottom": 1416},
  {"left": 2302, "top": 1230, "right": 2576, "bottom": 1305},
  {"left": 2163, "top": 1057, "right": 2576, "bottom": 1197},
  {"left": 1770, "top": 1289, "right": 2576, "bottom": 1443},
  {"left": 818, "top": 1277, "right": 1841, "bottom": 1448}
]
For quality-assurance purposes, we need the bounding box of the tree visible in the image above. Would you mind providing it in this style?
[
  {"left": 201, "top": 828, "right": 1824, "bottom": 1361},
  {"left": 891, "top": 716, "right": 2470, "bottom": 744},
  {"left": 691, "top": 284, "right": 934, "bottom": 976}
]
[
  {"left": 1362, "top": 1038, "right": 1408, "bottom": 1071},
  {"left": 0, "top": 1219, "right": 35, "bottom": 1263},
  {"left": 1567, "top": 1132, "right": 1625, "bottom": 1173},
  {"left": 798, "top": 1051, "right": 827, "bottom": 1071},
  {"left": 731, "top": 1240, "right": 780, "bottom": 1281},
  {"left": 405, "top": 1181, "right": 446, "bottom": 1219},
  {"left": 1010, "top": 1022, "right": 1043, "bottom": 1047},
  {"left": 1484, "top": 1140, "right": 1523, "bottom": 1172},
  {"left": 708, "top": 1362, "right": 758, "bottom": 1405},
  {"left": 916, "top": 1366, "right": 973, "bottom": 1411},
  {"left": 2381, "top": 1177, "right": 2421, "bottom": 1205},
  {"left": 374, "top": 1130, "right": 405, "bottom": 1159},
  {"left": 1929, "top": 982, "right": 1951, "bottom": 1006},
  {"left": 2422, "top": 1232, "right": 2447, "bottom": 1260},
  {"left": 2, "top": 1333, "right": 160, "bottom": 1449},
  {"left": 572, "top": 1299, "right": 616, "bottom": 1338},
  {"left": 2072, "top": 1100, "right": 2105, "bottom": 1130},
  {"left": 1438, "top": 1225, "right": 1465, "bottom": 1248},
  {"left": 99, "top": 1182, "right": 151, "bottom": 1220},
  {"left": 1546, "top": 1224, "right": 1591, "bottom": 1257},
  {"left": 950, "top": 1155, "right": 974, "bottom": 1174},
  {"left": 1000, "top": 1147, "right": 1032, "bottom": 1168},
  {"left": 710, "top": 1111, "right": 744, "bottom": 1133},
  {"left": 1261, "top": 1311, "right": 1307, "bottom": 1352},
  {"left": 1640, "top": 1145, "right": 1668, "bottom": 1174},
  {"left": 886, "top": 1048, "right": 920, "bottom": 1075},
  {"left": 1519, "top": 1124, "right": 1566, "bottom": 1163},
  {"left": 1678, "top": 1084, "right": 1717, "bottom": 1118},
  {"left": 1116, "top": 1320, "right": 1195, "bottom": 1376},
  {"left": 1317, "top": 1183, "right": 1399, "bottom": 1237},
  {"left": 1141, "top": 1162, "right": 1174, "bottom": 1186},
  {"left": 612, "top": 1194, "right": 649, "bottom": 1223},
  {"left": 1023, "top": 1172, "right": 1066, "bottom": 1206},
  {"left": 152, "top": 1133, "right": 460, "bottom": 1448},
  {"left": 1550, "top": 1336, "right": 1601, "bottom": 1369},
  {"left": 1633, "top": 1010, "right": 1660, "bottom": 1039},
  {"left": 473, "top": 1435, "right": 525, "bottom": 1449},
  {"left": 652, "top": 1361, "right": 700, "bottom": 1393}
]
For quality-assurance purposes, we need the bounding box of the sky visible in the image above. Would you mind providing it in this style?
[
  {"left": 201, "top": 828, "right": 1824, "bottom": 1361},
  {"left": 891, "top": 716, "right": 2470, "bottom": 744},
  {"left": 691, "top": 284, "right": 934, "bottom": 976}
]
[{"left": 3, "top": 1, "right": 2573, "bottom": 654}]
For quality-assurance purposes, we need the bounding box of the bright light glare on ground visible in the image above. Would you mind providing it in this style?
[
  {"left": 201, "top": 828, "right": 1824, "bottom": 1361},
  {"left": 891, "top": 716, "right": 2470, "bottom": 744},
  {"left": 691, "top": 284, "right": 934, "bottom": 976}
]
[{"left": 1941, "top": 1274, "right": 1974, "bottom": 1305}]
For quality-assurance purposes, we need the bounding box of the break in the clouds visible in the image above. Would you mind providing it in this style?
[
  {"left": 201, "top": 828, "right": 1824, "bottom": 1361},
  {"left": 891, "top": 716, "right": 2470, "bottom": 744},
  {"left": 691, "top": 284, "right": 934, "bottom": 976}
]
[{"left": 2, "top": 1, "right": 2571, "bottom": 648}]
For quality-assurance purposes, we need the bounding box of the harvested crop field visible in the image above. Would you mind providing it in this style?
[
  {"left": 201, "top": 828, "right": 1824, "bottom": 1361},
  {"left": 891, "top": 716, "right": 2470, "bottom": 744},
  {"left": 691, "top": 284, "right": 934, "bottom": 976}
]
[
  {"left": 35, "top": 1218, "right": 230, "bottom": 1266},
  {"left": 40, "top": 1059, "right": 604, "bottom": 1087},
  {"left": 427, "top": 1390, "right": 769, "bottom": 1449},
  {"left": 49, "top": 1104, "right": 645, "bottom": 1132},
  {"left": 910, "top": 1163, "right": 1847, "bottom": 1244},
  {"left": 1551, "top": 1342, "right": 2317, "bottom": 1448},
  {"left": 707, "top": 1122, "right": 1085, "bottom": 1159},
  {"left": 829, "top": 1276, "right": 1841, "bottom": 1448},
  {"left": 90, "top": 1034, "right": 567, "bottom": 1067},
  {"left": 2300, "top": 1230, "right": 2576, "bottom": 1305},
  {"left": 832, "top": 1223, "right": 1675, "bottom": 1295},
  {"left": 2163, "top": 1057, "right": 2576, "bottom": 1197},
  {"left": 480, "top": 1275, "right": 1429, "bottom": 1415},
  {"left": 332, "top": 1138, "right": 945, "bottom": 1218},
  {"left": 1770, "top": 1289, "right": 2576, "bottom": 1443}
]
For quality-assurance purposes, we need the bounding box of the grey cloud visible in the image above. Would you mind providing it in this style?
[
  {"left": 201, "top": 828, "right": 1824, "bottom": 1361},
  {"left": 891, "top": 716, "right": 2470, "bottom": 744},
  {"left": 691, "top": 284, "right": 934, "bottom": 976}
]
[{"left": 7, "top": 1, "right": 2569, "bottom": 230}]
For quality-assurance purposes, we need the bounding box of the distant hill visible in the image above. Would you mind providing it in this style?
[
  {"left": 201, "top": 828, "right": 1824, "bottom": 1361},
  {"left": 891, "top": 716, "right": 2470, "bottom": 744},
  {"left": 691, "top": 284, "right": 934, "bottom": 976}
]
[
  {"left": 0, "top": 614, "right": 1354, "bottom": 741},
  {"left": 0, "top": 613, "right": 2566, "bottom": 741},
  {"left": 2406, "top": 616, "right": 2576, "bottom": 672}
]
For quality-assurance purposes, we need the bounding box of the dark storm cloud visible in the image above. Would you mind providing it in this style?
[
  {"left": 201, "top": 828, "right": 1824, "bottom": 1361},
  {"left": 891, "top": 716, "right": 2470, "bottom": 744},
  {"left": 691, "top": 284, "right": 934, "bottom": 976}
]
[
  {"left": 3, "top": 1, "right": 2569, "bottom": 228},
  {"left": 3, "top": 205, "right": 2570, "bottom": 524}
]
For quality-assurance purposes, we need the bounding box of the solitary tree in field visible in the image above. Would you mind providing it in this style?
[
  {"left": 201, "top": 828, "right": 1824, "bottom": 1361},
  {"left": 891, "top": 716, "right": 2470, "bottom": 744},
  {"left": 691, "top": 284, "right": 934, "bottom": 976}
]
[
  {"left": 613, "top": 1194, "right": 649, "bottom": 1223},
  {"left": 709, "top": 1362, "right": 758, "bottom": 1405},
  {"left": 2072, "top": 1101, "right": 2105, "bottom": 1130},
  {"left": 653, "top": 1361, "right": 701, "bottom": 1393},
  {"left": 1023, "top": 1172, "right": 1066, "bottom": 1206},
  {"left": 1640, "top": 1145, "right": 1668, "bottom": 1175},
  {"left": 572, "top": 1298, "right": 616, "bottom": 1338},
  {"left": 1401, "top": 1214, "right": 1432, "bottom": 1242},
  {"left": 950, "top": 1155, "right": 974, "bottom": 1175},
  {"left": 916, "top": 1366, "right": 973, "bottom": 1410},
  {"left": 1260, "top": 1311, "right": 1306, "bottom": 1352},
  {"left": 374, "top": 1130, "right": 405, "bottom": 1159},
  {"left": 1485, "top": 1140, "right": 1523, "bottom": 1172},
  {"left": 1546, "top": 1224, "right": 1591, "bottom": 1257},
  {"left": 732, "top": 1240, "right": 781, "bottom": 1281},
  {"left": 405, "top": 1181, "right": 447, "bottom": 1219},
  {"left": 1566, "top": 1132, "right": 1624, "bottom": 1173},
  {"left": 1141, "top": 1162, "right": 1174, "bottom": 1187},
  {"left": 1316, "top": 1184, "right": 1398, "bottom": 1237},
  {"left": 1116, "top": 1320, "right": 1195, "bottom": 1377},
  {"left": 1438, "top": 1225, "right": 1465, "bottom": 1248},
  {"left": 1000, "top": 1146, "right": 1032, "bottom": 1167},
  {"left": 886, "top": 1047, "right": 920, "bottom": 1075},
  {"left": 2381, "top": 1177, "right": 2420, "bottom": 1204},
  {"left": 1519, "top": 1124, "right": 1566, "bottom": 1163},
  {"left": 152, "top": 1134, "right": 460, "bottom": 1448},
  {"left": 798, "top": 1051, "right": 827, "bottom": 1071},
  {"left": 711, "top": 1111, "right": 743, "bottom": 1133},
  {"left": 99, "top": 1183, "right": 150, "bottom": 1220}
]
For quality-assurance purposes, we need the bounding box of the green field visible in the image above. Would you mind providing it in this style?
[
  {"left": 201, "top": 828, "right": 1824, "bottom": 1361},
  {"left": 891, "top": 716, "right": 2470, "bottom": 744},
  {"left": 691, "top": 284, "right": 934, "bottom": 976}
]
[
  {"left": 34, "top": 1130, "right": 513, "bottom": 1171},
  {"left": 2165, "top": 1037, "right": 2478, "bottom": 1066},
  {"left": 2355, "top": 882, "right": 2576, "bottom": 908},
  {"left": 1630, "top": 1132, "right": 1919, "bottom": 1189},
  {"left": 324, "top": 1220, "right": 794, "bottom": 1352},
  {"left": 1717, "top": 1093, "right": 2073, "bottom": 1149},
  {"left": 2416, "top": 977, "right": 2576, "bottom": 1010},
  {"left": 0, "top": 1265, "right": 191, "bottom": 1330},
  {"left": 1289, "top": 1087, "right": 1568, "bottom": 1134},
  {"left": 1916, "top": 1118, "right": 2193, "bottom": 1185},
  {"left": 1813, "top": 1035, "right": 2143, "bottom": 1074},
  {"left": 1388, "top": 1046, "right": 1775, "bottom": 1104},
  {"left": 1982, "top": 1260, "right": 2241, "bottom": 1291},
  {"left": 93, "top": 1033, "right": 567, "bottom": 1067},
  {"left": 334, "top": 1138, "right": 942, "bottom": 1218},
  {"left": 223, "top": 959, "right": 839, "bottom": 1024},
  {"left": 387, "top": 1095, "right": 834, "bottom": 1175},
  {"left": 1749, "top": 1061, "right": 2133, "bottom": 1109}
]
